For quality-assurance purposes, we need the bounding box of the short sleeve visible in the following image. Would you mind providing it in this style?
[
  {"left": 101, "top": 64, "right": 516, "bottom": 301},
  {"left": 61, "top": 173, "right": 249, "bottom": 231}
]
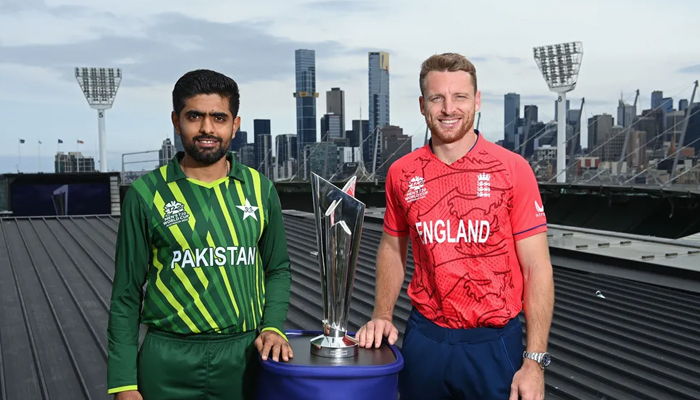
[
  {"left": 510, "top": 158, "right": 548, "bottom": 241},
  {"left": 383, "top": 165, "right": 409, "bottom": 237}
]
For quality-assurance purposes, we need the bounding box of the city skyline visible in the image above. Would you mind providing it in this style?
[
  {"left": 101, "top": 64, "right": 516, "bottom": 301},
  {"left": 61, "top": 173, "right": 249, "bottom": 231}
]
[{"left": 1, "top": 0, "right": 699, "bottom": 173}]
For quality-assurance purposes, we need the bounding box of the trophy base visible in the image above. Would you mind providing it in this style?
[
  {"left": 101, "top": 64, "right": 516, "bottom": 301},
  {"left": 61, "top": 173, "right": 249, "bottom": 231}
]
[{"left": 309, "top": 334, "right": 359, "bottom": 358}]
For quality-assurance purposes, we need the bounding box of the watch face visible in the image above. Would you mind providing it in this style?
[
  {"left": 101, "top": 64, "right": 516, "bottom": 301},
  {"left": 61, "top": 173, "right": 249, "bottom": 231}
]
[{"left": 542, "top": 353, "right": 551, "bottom": 367}]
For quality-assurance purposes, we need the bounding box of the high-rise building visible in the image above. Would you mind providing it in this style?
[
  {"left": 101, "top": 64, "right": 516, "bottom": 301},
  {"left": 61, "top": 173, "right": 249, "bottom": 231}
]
[
  {"left": 351, "top": 119, "right": 370, "bottom": 160},
  {"left": 303, "top": 142, "right": 338, "bottom": 180},
  {"left": 253, "top": 119, "right": 271, "bottom": 170},
  {"left": 567, "top": 109, "right": 582, "bottom": 155},
  {"left": 159, "top": 138, "right": 175, "bottom": 166},
  {"left": 320, "top": 113, "right": 343, "bottom": 142},
  {"left": 504, "top": 93, "right": 520, "bottom": 150},
  {"left": 369, "top": 51, "right": 390, "bottom": 171},
  {"left": 294, "top": 49, "right": 318, "bottom": 159},
  {"left": 683, "top": 103, "right": 700, "bottom": 156},
  {"left": 602, "top": 125, "right": 625, "bottom": 162},
  {"left": 640, "top": 108, "right": 665, "bottom": 152},
  {"left": 523, "top": 105, "right": 538, "bottom": 125},
  {"left": 239, "top": 145, "right": 255, "bottom": 168},
  {"left": 651, "top": 91, "right": 664, "bottom": 109},
  {"left": 380, "top": 125, "right": 410, "bottom": 177},
  {"left": 326, "top": 88, "right": 345, "bottom": 134},
  {"left": 587, "top": 114, "right": 614, "bottom": 157},
  {"left": 679, "top": 99, "right": 689, "bottom": 111},
  {"left": 275, "top": 133, "right": 298, "bottom": 181},
  {"left": 617, "top": 99, "right": 636, "bottom": 128},
  {"left": 369, "top": 52, "right": 390, "bottom": 131},
  {"left": 230, "top": 127, "right": 247, "bottom": 152},
  {"left": 54, "top": 152, "right": 96, "bottom": 173},
  {"left": 257, "top": 134, "right": 272, "bottom": 178}
]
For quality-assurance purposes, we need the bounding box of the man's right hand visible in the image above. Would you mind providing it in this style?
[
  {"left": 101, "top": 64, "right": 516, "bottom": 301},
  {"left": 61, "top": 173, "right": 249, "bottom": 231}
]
[
  {"left": 114, "top": 390, "right": 142, "bottom": 400},
  {"left": 356, "top": 318, "right": 399, "bottom": 348}
]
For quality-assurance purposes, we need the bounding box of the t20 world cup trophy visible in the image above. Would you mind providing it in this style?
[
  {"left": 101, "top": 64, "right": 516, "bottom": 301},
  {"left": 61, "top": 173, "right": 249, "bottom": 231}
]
[{"left": 309, "top": 173, "right": 365, "bottom": 358}]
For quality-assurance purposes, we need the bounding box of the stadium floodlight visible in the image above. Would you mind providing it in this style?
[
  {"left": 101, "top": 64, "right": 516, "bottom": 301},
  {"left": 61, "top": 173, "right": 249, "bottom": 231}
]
[
  {"left": 75, "top": 67, "right": 122, "bottom": 172},
  {"left": 533, "top": 42, "right": 583, "bottom": 183}
]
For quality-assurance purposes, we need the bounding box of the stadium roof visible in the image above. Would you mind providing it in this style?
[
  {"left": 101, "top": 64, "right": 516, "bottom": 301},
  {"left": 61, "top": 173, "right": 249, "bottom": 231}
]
[{"left": 1, "top": 214, "right": 699, "bottom": 400}]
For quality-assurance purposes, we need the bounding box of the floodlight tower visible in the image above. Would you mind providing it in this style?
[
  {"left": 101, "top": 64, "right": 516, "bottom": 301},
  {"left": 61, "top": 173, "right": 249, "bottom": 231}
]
[
  {"left": 75, "top": 67, "right": 122, "bottom": 172},
  {"left": 533, "top": 42, "right": 583, "bottom": 183}
]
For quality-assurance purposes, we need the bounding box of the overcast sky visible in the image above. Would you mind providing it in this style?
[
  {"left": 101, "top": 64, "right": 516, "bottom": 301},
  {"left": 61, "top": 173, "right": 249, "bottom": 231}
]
[{"left": 1, "top": 0, "right": 699, "bottom": 173}]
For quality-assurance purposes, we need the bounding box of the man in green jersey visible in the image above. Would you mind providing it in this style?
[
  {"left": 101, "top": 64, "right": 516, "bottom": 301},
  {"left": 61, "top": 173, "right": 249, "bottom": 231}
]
[{"left": 107, "top": 69, "right": 293, "bottom": 400}]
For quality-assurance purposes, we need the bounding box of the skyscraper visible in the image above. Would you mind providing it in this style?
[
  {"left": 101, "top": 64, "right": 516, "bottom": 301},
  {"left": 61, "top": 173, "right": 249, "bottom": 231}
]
[
  {"left": 159, "top": 138, "right": 175, "bottom": 166},
  {"left": 617, "top": 99, "right": 636, "bottom": 128},
  {"left": 294, "top": 49, "right": 318, "bottom": 158},
  {"left": 368, "top": 51, "right": 390, "bottom": 172},
  {"left": 253, "top": 119, "right": 271, "bottom": 170},
  {"left": 587, "top": 114, "right": 614, "bottom": 157},
  {"left": 230, "top": 127, "right": 247, "bottom": 152},
  {"left": 368, "top": 52, "right": 390, "bottom": 132},
  {"left": 504, "top": 93, "right": 520, "bottom": 150},
  {"left": 326, "top": 87, "right": 345, "bottom": 134}
]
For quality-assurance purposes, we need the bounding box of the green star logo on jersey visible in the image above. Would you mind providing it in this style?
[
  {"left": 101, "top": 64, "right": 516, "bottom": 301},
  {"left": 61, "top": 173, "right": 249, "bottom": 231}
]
[{"left": 236, "top": 199, "right": 259, "bottom": 221}]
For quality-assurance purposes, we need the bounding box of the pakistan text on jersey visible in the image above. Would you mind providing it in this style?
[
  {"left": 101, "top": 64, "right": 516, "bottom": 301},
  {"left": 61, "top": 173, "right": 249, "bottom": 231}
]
[
  {"left": 171, "top": 247, "right": 257, "bottom": 269},
  {"left": 415, "top": 220, "right": 490, "bottom": 244}
]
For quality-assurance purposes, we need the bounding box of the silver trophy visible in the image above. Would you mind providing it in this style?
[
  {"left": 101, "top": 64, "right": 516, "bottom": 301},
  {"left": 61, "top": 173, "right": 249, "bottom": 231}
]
[{"left": 309, "top": 173, "right": 365, "bottom": 358}]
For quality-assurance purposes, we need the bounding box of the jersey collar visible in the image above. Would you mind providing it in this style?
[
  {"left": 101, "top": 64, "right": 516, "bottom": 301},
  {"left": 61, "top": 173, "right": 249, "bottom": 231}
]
[
  {"left": 166, "top": 152, "right": 246, "bottom": 183},
  {"left": 428, "top": 129, "right": 481, "bottom": 154}
]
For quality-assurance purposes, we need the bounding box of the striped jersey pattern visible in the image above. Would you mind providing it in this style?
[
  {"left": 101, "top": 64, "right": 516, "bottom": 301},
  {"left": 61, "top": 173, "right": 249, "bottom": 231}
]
[{"left": 129, "top": 160, "right": 270, "bottom": 334}]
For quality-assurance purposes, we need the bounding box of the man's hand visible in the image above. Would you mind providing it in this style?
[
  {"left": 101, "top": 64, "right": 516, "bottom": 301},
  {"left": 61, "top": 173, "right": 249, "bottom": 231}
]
[
  {"left": 255, "top": 330, "right": 293, "bottom": 362},
  {"left": 509, "top": 359, "right": 545, "bottom": 400},
  {"left": 114, "top": 390, "right": 142, "bottom": 400},
  {"left": 356, "top": 318, "right": 399, "bottom": 348}
]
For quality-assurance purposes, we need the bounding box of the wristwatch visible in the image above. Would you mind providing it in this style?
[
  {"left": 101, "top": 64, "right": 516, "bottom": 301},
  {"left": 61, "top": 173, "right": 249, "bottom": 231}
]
[{"left": 523, "top": 351, "right": 551, "bottom": 370}]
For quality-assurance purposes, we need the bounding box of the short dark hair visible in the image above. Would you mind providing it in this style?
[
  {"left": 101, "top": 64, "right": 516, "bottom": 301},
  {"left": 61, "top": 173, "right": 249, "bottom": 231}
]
[{"left": 172, "top": 69, "right": 240, "bottom": 117}]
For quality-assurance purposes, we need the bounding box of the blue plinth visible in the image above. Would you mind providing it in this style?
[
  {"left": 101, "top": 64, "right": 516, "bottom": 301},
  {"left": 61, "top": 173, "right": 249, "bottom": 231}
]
[{"left": 256, "top": 330, "right": 404, "bottom": 400}]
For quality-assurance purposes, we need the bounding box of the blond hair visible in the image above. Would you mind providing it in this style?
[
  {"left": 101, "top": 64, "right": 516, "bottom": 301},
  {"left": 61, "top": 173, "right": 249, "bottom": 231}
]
[{"left": 419, "top": 53, "right": 478, "bottom": 95}]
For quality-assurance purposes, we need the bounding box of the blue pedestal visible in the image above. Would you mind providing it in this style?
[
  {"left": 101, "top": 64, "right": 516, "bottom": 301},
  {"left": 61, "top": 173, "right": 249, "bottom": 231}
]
[{"left": 256, "top": 330, "right": 403, "bottom": 400}]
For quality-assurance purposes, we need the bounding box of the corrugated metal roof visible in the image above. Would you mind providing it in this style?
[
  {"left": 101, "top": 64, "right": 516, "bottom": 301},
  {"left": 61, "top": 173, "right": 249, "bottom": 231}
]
[
  {"left": 1, "top": 214, "right": 699, "bottom": 400},
  {"left": 283, "top": 212, "right": 700, "bottom": 400},
  {"left": 0, "top": 216, "right": 119, "bottom": 400}
]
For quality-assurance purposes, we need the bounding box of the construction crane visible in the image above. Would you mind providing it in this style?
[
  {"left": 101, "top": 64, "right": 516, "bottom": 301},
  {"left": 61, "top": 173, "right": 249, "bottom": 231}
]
[{"left": 617, "top": 89, "right": 640, "bottom": 178}]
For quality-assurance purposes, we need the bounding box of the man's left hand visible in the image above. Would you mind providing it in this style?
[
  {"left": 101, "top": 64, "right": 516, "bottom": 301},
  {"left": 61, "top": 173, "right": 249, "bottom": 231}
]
[
  {"left": 509, "top": 359, "right": 545, "bottom": 400},
  {"left": 255, "top": 331, "right": 294, "bottom": 362}
]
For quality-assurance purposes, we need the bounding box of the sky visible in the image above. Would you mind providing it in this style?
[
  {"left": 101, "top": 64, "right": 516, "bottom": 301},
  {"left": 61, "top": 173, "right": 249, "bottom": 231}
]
[{"left": 1, "top": 0, "right": 699, "bottom": 174}]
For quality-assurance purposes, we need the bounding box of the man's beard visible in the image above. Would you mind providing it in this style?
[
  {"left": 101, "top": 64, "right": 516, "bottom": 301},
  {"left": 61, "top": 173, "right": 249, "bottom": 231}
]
[
  {"left": 428, "top": 113, "right": 474, "bottom": 144},
  {"left": 183, "top": 135, "right": 228, "bottom": 165}
]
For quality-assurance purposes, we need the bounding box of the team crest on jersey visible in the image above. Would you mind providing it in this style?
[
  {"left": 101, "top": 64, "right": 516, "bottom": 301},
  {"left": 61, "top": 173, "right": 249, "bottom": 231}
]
[
  {"left": 476, "top": 173, "right": 491, "bottom": 198},
  {"left": 163, "top": 201, "right": 190, "bottom": 227},
  {"left": 236, "top": 198, "right": 259, "bottom": 221},
  {"left": 405, "top": 176, "right": 428, "bottom": 203}
]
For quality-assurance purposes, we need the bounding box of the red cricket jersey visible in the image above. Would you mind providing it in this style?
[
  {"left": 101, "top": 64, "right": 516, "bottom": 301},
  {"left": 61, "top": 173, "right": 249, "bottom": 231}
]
[{"left": 383, "top": 132, "right": 547, "bottom": 329}]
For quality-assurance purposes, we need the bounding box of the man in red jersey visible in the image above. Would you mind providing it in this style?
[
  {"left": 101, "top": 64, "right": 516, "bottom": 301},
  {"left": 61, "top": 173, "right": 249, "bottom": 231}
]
[{"left": 356, "top": 53, "right": 554, "bottom": 400}]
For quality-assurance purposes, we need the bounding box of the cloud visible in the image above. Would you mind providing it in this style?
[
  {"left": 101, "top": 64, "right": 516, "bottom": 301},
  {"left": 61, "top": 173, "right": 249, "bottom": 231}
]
[
  {"left": 303, "top": 1, "right": 384, "bottom": 12},
  {"left": 0, "top": 0, "right": 44, "bottom": 12},
  {"left": 0, "top": 11, "right": 363, "bottom": 88},
  {"left": 499, "top": 56, "right": 523, "bottom": 64},
  {"left": 678, "top": 64, "right": 700, "bottom": 74}
]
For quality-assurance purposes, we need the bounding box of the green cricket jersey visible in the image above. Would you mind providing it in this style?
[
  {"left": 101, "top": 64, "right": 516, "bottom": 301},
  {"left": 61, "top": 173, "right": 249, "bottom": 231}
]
[{"left": 107, "top": 152, "right": 291, "bottom": 394}]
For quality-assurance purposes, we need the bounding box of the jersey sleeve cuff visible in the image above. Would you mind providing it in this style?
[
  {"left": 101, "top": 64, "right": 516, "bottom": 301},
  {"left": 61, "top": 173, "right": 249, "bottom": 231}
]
[
  {"left": 513, "top": 223, "right": 548, "bottom": 241},
  {"left": 108, "top": 385, "right": 138, "bottom": 395},
  {"left": 261, "top": 327, "right": 288, "bottom": 342},
  {"left": 383, "top": 223, "right": 408, "bottom": 237}
]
